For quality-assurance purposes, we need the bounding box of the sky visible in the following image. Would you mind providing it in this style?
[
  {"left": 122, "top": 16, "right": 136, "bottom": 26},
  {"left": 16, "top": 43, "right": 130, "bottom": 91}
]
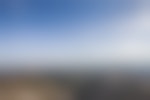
[{"left": 0, "top": 0, "right": 150, "bottom": 67}]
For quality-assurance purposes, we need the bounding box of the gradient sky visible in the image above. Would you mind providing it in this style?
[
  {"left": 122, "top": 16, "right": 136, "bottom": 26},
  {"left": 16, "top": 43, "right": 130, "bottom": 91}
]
[{"left": 0, "top": 0, "right": 150, "bottom": 67}]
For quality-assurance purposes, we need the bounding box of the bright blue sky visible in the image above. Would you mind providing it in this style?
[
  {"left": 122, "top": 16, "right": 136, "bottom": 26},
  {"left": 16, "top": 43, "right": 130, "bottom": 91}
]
[
  {"left": 0, "top": 0, "right": 135, "bottom": 28},
  {"left": 0, "top": 0, "right": 150, "bottom": 66}
]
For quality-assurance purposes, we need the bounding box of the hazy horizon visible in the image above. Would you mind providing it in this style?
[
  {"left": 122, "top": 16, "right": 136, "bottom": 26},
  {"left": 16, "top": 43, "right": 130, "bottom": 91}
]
[{"left": 1, "top": 0, "right": 150, "bottom": 67}]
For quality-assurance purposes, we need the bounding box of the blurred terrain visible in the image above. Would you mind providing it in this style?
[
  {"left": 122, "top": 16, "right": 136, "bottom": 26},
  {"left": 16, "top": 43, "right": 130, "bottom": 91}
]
[{"left": 0, "top": 67, "right": 149, "bottom": 100}]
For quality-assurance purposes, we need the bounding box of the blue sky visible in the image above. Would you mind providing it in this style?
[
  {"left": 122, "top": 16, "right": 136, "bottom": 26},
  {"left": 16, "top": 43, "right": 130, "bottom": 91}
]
[{"left": 0, "top": 0, "right": 150, "bottom": 67}]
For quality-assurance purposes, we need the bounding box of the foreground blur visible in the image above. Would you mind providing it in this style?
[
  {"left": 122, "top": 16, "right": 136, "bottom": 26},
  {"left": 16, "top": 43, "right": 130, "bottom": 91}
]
[{"left": 0, "top": 70, "right": 149, "bottom": 100}]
